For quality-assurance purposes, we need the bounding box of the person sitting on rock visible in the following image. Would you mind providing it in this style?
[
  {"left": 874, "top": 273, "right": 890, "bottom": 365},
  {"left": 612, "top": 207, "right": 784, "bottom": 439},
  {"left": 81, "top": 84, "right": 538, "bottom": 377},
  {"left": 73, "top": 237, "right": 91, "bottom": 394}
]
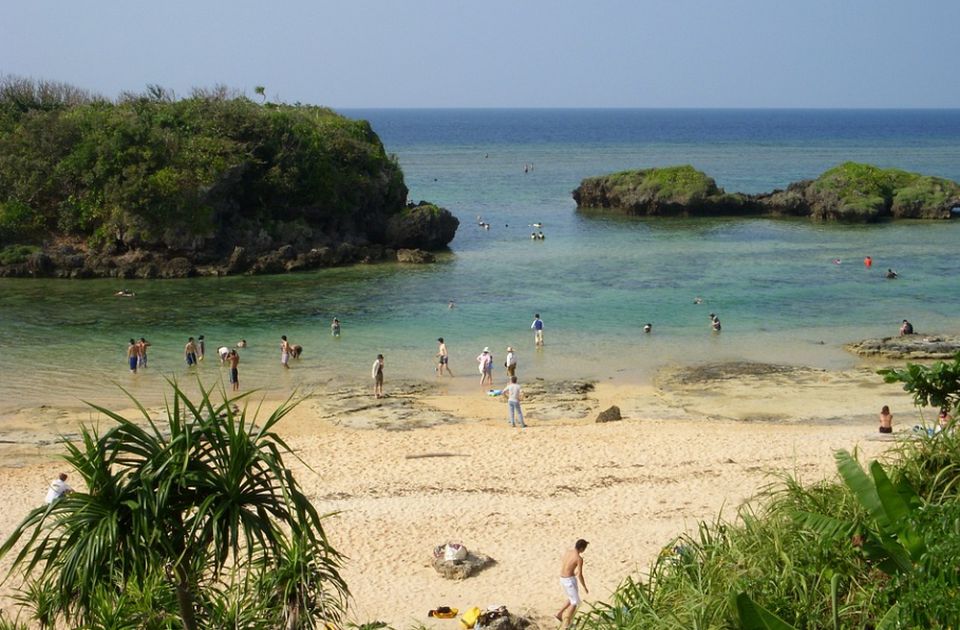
[{"left": 899, "top": 319, "right": 914, "bottom": 336}]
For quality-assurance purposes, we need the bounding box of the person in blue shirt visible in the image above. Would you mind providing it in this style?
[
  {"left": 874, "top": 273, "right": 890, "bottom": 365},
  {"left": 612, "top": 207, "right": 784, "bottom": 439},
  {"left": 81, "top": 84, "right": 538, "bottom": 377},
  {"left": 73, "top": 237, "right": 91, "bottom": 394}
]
[{"left": 531, "top": 314, "right": 544, "bottom": 346}]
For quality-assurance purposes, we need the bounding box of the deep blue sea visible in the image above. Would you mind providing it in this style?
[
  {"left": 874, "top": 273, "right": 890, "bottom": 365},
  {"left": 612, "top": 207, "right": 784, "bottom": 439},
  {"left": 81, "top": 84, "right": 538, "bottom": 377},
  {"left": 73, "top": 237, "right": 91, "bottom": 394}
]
[{"left": 2, "top": 109, "right": 959, "bottom": 413}]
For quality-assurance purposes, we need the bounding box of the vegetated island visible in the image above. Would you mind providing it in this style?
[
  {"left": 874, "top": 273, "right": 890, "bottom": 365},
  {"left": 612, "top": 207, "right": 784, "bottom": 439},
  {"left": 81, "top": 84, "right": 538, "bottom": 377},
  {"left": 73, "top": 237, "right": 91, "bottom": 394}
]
[
  {"left": 0, "top": 78, "right": 459, "bottom": 278},
  {"left": 573, "top": 163, "right": 960, "bottom": 221}
]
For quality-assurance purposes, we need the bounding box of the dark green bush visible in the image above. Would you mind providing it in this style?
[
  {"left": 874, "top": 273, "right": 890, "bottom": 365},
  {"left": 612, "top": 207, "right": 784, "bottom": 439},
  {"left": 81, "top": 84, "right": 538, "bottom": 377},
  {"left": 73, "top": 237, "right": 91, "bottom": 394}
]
[{"left": 0, "top": 77, "right": 407, "bottom": 252}]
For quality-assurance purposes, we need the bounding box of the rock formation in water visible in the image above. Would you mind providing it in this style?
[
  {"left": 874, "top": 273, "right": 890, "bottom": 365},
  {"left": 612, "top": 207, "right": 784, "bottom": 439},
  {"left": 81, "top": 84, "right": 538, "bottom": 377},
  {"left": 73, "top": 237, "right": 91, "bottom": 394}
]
[
  {"left": 845, "top": 335, "right": 960, "bottom": 360},
  {"left": 0, "top": 78, "right": 459, "bottom": 278},
  {"left": 573, "top": 163, "right": 960, "bottom": 222}
]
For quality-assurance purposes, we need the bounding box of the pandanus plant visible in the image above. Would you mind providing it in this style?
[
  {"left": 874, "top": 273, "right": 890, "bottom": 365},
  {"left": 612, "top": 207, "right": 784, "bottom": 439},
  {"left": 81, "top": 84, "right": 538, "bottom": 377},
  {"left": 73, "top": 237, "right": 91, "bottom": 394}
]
[{"left": 0, "top": 380, "right": 347, "bottom": 630}]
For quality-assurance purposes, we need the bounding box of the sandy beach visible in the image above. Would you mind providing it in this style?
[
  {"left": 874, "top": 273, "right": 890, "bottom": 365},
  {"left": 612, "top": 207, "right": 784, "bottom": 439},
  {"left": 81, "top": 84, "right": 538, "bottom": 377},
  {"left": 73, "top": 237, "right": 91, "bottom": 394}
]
[{"left": 0, "top": 363, "right": 925, "bottom": 627}]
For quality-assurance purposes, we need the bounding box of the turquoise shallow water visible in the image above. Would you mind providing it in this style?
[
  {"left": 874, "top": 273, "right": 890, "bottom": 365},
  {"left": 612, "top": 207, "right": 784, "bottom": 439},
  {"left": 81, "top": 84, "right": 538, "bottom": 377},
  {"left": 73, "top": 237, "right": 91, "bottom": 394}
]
[{"left": 2, "top": 109, "right": 959, "bottom": 414}]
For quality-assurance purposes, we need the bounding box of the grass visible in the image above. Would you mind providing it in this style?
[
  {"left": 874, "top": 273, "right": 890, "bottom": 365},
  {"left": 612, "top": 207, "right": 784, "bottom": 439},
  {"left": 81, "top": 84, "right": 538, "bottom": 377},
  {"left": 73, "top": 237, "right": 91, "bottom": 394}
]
[
  {"left": 0, "top": 244, "right": 39, "bottom": 265},
  {"left": 603, "top": 166, "right": 720, "bottom": 204}
]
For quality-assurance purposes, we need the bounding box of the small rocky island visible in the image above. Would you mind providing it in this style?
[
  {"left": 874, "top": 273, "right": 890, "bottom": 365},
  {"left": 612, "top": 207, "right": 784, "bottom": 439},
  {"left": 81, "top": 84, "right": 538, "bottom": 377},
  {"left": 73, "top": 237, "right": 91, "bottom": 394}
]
[
  {"left": 573, "top": 163, "right": 960, "bottom": 221},
  {"left": 0, "top": 79, "right": 458, "bottom": 278}
]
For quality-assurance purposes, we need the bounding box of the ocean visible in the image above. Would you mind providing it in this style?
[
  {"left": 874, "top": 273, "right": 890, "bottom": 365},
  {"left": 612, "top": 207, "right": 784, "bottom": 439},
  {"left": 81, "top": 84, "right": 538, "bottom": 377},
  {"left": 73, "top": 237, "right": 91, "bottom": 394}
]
[{"left": 2, "top": 109, "right": 959, "bottom": 414}]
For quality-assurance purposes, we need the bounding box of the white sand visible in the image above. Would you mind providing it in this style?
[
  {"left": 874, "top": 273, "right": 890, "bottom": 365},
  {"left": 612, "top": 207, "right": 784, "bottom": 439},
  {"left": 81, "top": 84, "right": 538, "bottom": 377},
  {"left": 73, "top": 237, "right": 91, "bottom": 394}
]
[{"left": 0, "top": 373, "right": 919, "bottom": 627}]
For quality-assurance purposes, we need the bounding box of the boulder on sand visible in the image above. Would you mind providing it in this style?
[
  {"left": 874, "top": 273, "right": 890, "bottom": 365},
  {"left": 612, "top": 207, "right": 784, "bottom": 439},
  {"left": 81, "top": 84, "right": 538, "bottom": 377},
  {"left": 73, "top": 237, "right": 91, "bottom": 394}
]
[
  {"left": 430, "top": 543, "right": 495, "bottom": 580},
  {"left": 596, "top": 405, "right": 622, "bottom": 423}
]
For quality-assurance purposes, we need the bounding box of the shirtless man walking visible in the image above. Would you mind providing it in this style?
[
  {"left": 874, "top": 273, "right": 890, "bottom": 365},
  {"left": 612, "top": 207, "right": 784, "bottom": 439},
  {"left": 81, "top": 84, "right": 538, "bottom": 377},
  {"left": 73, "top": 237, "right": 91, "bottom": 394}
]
[
  {"left": 137, "top": 337, "right": 151, "bottom": 369},
  {"left": 436, "top": 337, "right": 453, "bottom": 377},
  {"left": 184, "top": 337, "right": 199, "bottom": 367},
  {"left": 556, "top": 539, "right": 589, "bottom": 628},
  {"left": 127, "top": 339, "right": 139, "bottom": 373},
  {"left": 228, "top": 349, "right": 240, "bottom": 392}
]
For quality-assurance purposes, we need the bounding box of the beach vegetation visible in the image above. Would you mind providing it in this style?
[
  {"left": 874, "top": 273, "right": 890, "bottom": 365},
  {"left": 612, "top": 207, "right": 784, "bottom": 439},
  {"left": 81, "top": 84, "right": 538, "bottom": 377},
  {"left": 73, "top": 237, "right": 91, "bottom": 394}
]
[
  {"left": 575, "top": 161, "right": 960, "bottom": 221},
  {"left": 879, "top": 352, "right": 960, "bottom": 420},
  {"left": 574, "top": 359, "right": 960, "bottom": 629},
  {"left": 0, "top": 381, "right": 347, "bottom": 630},
  {"left": 606, "top": 166, "right": 720, "bottom": 204},
  {"left": 0, "top": 244, "right": 39, "bottom": 265},
  {"left": 0, "top": 612, "right": 28, "bottom": 630},
  {"left": 0, "top": 74, "right": 409, "bottom": 256}
]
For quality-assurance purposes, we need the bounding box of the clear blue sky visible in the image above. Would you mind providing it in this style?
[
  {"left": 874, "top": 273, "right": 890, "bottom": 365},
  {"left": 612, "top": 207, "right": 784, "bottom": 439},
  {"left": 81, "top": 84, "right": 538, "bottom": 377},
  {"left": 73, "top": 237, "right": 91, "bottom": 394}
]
[{"left": 3, "top": 0, "right": 958, "bottom": 108}]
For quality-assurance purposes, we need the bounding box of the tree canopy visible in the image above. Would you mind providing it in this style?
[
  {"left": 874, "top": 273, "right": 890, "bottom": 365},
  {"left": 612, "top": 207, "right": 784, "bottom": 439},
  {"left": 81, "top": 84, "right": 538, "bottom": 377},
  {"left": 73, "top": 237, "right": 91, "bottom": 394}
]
[{"left": 0, "top": 77, "right": 407, "bottom": 257}]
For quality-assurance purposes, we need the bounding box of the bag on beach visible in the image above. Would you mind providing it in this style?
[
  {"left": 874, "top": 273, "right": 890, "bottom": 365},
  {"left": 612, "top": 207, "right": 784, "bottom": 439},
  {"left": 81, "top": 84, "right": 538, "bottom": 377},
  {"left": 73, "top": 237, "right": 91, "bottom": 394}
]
[
  {"left": 444, "top": 542, "right": 467, "bottom": 561},
  {"left": 459, "top": 607, "right": 482, "bottom": 629}
]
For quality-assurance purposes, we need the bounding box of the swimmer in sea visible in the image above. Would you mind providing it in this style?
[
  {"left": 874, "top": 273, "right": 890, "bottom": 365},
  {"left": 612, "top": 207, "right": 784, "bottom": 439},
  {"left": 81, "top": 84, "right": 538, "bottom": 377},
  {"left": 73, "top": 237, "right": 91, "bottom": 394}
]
[
  {"left": 643, "top": 323, "right": 652, "bottom": 333},
  {"left": 115, "top": 289, "right": 135, "bottom": 297},
  {"left": 331, "top": 317, "right": 341, "bottom": 337},
  {"left": 237, "top": 339, "right": 248, "bottom": 348},
  {"left": 693, "top": 297, "right": 703, "bottom": 305},
  {"left": 886, "top": 268, "right": 898, "bottom": 279}
]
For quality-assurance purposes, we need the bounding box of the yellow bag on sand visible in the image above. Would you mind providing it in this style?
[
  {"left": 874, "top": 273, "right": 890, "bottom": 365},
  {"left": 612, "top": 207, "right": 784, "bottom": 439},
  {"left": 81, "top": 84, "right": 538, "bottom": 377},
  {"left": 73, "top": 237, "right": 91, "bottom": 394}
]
[{"left": 459, "top": 606, "right": 482, "bottom": 629}]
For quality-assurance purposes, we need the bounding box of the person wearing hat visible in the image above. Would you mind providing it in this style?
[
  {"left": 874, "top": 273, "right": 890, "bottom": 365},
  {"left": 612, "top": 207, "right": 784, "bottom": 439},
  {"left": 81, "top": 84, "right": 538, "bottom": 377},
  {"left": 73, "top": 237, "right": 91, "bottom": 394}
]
[
  {"left": 477, "top": 347, "right": 494, "bottom": 386},
  {"left": 505, "top": 346, "right": 517, "bottom": 378}
]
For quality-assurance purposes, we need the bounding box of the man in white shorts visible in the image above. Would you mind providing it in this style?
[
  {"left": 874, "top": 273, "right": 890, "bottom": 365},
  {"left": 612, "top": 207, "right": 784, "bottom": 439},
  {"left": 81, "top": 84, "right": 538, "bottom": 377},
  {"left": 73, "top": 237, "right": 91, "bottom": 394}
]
[{"left": 556, "top": 538, "right": 589, "bottom": 628}]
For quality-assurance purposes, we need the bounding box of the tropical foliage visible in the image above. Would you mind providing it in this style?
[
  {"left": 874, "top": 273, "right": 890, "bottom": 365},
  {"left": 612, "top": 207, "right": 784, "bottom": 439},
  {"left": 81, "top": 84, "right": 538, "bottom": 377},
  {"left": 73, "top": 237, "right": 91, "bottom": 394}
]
[
  {"left": 0, "top": 381, "right": 347, "bottom": 630},
  {"left": 574, "top": 358, "right": 960, "bottom": 629},
  {"left": 0, "top": 75, "right": 407, "bottom": 254},
  {"left": 810, "top": 162, "right": 960, "bottom": 220}
]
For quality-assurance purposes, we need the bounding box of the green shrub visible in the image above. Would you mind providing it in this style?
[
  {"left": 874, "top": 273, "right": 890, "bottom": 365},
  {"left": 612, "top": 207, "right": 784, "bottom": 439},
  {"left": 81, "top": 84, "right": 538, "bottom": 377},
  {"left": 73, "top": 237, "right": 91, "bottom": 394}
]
[
  {"left": 0, "top": 77, "right": 408, "bottom": 254},
  {"left": 576, "top": 430, "right": 960, "bottom": 629},
  {"left": 0, "top": 244, "right": 39, "bottom": 264}
]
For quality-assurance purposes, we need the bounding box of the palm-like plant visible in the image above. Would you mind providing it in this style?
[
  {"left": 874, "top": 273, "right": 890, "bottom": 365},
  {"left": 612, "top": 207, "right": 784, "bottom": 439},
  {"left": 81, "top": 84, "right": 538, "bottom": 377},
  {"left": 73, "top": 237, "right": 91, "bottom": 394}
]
[{"left": 0, "top": 380, "right": 347, "bottom": 630}]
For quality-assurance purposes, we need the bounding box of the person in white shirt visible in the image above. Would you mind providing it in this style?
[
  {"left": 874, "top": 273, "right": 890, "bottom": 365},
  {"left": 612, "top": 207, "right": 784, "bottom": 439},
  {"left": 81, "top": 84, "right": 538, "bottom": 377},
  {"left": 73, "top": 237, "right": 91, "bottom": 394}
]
[
  {"left": 372, "top": 354, "right": 385, "bottom": 399},
  {"left": 505, "top": 346, "right": 518, "bottom": 378},
  {"left": 501, "top": 376, "right": 526, "bottom": 428},
  {"left": 45, "top": 473, "right": 72, "bottom": 504},
  {"left": 477, "top": 348, "right": 494, "bottom": 386}
]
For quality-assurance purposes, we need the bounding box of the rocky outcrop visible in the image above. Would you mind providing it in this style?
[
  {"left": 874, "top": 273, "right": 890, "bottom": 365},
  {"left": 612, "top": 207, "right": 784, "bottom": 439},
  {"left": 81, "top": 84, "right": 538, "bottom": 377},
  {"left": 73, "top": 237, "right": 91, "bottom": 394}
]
[
  {"left": 574, "top": 163, "right": 960, "bottom": 222},
  {"left": 0, "top": 91, "right": 461, "bottom": 278},
  {"left": 596, "top": 405, "right": 622, "bottom": 423},
  {"left": 846, "top": 335, "right": 960, "bottom": 360},
  {"left": 0, "top": 240, "right": 442, "bottom": 279},
  {"left": 430, "top": 549, "right": 495, "bottom": 580},
  {"left": 573, "top": 166, "right": 753, "bottom": 217},
  {"left": 396, "top": 248, "right": 435, "bottom": 264},
  {"left": 386, "top": 203, "right": 460, "bottom": 250}
]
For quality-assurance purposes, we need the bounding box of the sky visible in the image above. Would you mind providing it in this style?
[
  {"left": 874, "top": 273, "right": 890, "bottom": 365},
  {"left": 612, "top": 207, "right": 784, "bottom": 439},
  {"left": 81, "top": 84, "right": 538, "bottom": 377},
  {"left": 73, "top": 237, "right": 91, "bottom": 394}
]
[{"left": 2, "top": 0, "right": 958, "bottom": 108}]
